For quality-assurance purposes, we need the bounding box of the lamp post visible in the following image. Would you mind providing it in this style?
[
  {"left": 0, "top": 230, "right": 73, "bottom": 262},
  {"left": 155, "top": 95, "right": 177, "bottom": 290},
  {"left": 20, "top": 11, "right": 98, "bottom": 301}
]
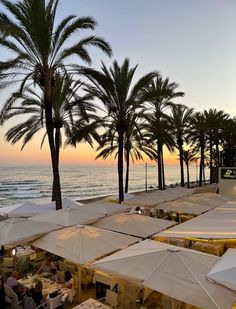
[
  {"left": 145, "top": 163, "right": 148, "bottom": 192},
  {"left": 196, "top": 160, "right": 198, "bottom": 187}
]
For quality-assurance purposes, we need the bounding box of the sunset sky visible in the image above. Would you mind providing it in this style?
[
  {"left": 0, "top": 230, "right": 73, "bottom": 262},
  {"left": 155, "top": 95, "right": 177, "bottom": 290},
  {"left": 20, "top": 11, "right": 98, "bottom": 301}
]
[{"left": 0, "top": 0, "right": 236, "bottom": 165}]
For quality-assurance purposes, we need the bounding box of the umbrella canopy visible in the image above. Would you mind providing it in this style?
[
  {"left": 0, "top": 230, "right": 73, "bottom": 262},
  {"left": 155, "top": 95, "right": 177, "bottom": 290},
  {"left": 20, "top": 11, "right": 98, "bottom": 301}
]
[
  {"left": 94, "top": 240, "right": 236, "bottom": 309},
  {"left": 157, "top": 202, "right": 236, "bottom": 239},
  {"left": 104, "top": 193, "right": 136, "bottom": 203},
  {"left": 30, "top": 206, "right": 104, "bottom": 227},
  {"left": 0, "top": 217, "right": 60, "bottom": 248},
  {"left": 207, "top": 249, "right": 236, "bottom": 291},
  {"left": 83, "top": 201, "right": 130, "bottom": 216},
  {"left": 62, "top": 197, "right": 84, "bottom": 208},
  {"left": 185, "top": 195, "right": 222, "bottom": 207},
  {"left": 31, "top": 225, "right": 139, "bottom": 264},
  {"left": 123, "top": 187, "right": 194, "bottom": 208},
  {"left": 93, "top": 213, "right": 176, "bottom": 238},
  {"left": 155, "top": 200, "right": 214, "bottom": 215},
  {"left": 0, "top": 202, "right": 52, "bottom": 218}
]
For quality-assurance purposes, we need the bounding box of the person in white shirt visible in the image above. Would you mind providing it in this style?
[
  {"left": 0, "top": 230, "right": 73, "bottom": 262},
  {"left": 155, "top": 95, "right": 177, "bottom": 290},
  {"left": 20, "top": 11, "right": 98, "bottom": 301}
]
[{"left": 38, "top": 256, "right": 56, "bottom": 274}]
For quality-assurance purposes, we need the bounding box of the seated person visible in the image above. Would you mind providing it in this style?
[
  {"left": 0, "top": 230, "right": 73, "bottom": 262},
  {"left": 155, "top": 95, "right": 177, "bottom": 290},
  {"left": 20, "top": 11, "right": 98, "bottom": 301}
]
[
  {"left": 6, "top": 271, "right": 18, "bottom": 289},
  {"left": 38, "top": 256, "right": 56, "bottom": 274},
  {"left": 64, "top": 271, "right": 75, "bottom": 298},
  {"left": 6, "top": 271, "right": 26, "bottom": 301},
  {"left": 31, "top": 281, "right": 44, "bottom": 307},
  {"left": 23, "top": 289, "right": 36, "bottom": 309}
]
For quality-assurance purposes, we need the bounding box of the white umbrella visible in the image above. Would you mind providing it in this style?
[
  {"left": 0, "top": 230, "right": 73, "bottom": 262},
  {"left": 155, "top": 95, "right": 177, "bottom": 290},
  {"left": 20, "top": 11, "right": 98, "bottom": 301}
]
[
  {"left": 31, "top": 225, "right": 139, "bottom": 301},
  {"left": 94, "top": 240, "right": 236, "bottom": 309},
  {"left": 155, "top": 200, "right": 213, "bottom": 215},
  {"left": 0, "top": 217, "right": 60, "bottom": 248},
  {"left": 157, "top": 201, "right": 236, "bottom": 239},
  {"left": 93, "top": 213, "right": 177, "bottom": 238},
  {"left": 83, "top": 201, "right": 130, "bottom": 216},
  {"left": 62, "top": 197, "right": 84, "bottom": 208},
  {"left": 31, "top": 224, "right": 139, "bottom": 265},
  {"left": 0, "top": 202, "right": 52, "bottom": 218},
  {"left": 30, "top": 206, "right": 104, "bottom": 227},
  {"left": 104, "top": 193, "right": 136, "bottom": 203},
  {"left": 207, "top": 249, "right": 236, "bottom": 291}
]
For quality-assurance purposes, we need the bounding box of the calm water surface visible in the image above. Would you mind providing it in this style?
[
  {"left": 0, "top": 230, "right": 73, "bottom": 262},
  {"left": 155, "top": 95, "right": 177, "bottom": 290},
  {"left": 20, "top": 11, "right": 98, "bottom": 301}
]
[{"left": 0, "top": 164, "right": 208, "bottom": 206}]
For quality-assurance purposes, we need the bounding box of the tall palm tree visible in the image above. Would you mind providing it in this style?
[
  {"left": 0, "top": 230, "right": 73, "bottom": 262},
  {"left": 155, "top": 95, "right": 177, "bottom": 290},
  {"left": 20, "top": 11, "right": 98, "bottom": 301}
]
[
  {"left": 0, "top": 0, "right": 112, "bottom": 209},
  {"left": 187, "top": 112, "right": 206, "bottom": 187},
  {"left": 170, "top": 104, "right": 193, "bottom": 187},
  {"left": 81, "top": 58, "right": 157, "bottom": 202},
  {"left": 204, "top": 109, "right": 229, "bottom": 183},
  {"left": 221, "top": 117, "right": 236, "bottom": 167},
  {"left": 141, "top": 76, "right": 184, "bottom": 190},
  {"left": 182, "top": 149, "right": 198, "bottom": 188},
  {"left": 0, "top": 73, "right": 96, "bottom": 200},
  {"left": 96, "top": 112, "right": 152, "bottom": 193}
]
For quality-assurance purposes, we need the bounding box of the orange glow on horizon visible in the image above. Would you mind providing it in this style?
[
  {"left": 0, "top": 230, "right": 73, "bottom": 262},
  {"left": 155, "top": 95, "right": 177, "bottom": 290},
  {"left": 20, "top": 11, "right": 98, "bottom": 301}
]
[{"left": 0, "top": 131, "right": 179, "bottom": 165}]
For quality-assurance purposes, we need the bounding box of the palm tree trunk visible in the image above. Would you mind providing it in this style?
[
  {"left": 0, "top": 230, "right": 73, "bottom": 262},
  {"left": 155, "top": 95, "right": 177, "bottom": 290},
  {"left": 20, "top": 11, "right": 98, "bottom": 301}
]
[
  {"left": 178, "top": 139, "right": 185, "bottom": 187},
  {"left": 199, "top": 141, "right": 204, "bottom": 187},
  {"left": 44, "top": 77, "right": 62, "bottom": 210},
  {"left": 118, "top": 131, "right": 124, "bottom": 203},
  {"left": 186, "top": 162, "right": 190, "bottom": 188},
  {"left": 161, "top": 146, "right": 165, "bottom": 189},
  {"left": 216, "top": 138, "right": 220, "bottom": 167},
  {"left": 52, "top": 127, "right": 61, "bottom": 204},
  {"left": 209, "top": 138, "right": 213, "bottom": 184},
  {"left": 157, "top": 141, "right": 163, "bottom": 190},
  {"left": 125, "top": 149, "right": 130, "bottom": 193},
  {"left": 203, "top": 163, "right": 206, "bottom": 185}
]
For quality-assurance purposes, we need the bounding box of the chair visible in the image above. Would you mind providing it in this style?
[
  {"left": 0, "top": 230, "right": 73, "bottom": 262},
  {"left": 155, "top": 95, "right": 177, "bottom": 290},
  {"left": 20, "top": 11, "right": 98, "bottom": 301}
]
[
  {"left": 81, "top": 268, "right": 94, "bottom": 291},
  {"left": 58, "top": 260, "right": 67, "bottom": 272},
  {"left": 72, "top": 274, "right": 79, "bottom": 302},
  {"left": 57, "top": 270, "right": 64, "bottom": 283},
  {"left": 5, "top": 284, "right": 19, "bottom": 309},
  {"left": 100, "top": 289, "right": 119, "bottom": 308},
  {"left": 3, "top": 257, "right": 14, "bottom": 279}
]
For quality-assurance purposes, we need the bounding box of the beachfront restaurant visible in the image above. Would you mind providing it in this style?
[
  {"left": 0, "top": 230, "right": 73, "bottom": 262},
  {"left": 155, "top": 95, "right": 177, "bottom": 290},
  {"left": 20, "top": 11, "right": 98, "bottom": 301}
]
[{"left": 2, "top": 195, "right": 236, "bottom": 308}]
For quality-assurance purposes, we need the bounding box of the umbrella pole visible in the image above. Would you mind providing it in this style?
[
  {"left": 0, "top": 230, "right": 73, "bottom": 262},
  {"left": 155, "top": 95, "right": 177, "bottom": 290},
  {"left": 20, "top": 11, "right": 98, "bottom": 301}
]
[{"left": 78, "top": 266, "right": 81, "bottom": 303}]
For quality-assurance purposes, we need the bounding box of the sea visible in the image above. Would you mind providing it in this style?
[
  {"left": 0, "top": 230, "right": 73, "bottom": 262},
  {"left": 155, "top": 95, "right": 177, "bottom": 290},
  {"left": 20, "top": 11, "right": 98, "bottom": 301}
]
[{"left": 0, "top": 164, "right": 209, "bottom": 207}]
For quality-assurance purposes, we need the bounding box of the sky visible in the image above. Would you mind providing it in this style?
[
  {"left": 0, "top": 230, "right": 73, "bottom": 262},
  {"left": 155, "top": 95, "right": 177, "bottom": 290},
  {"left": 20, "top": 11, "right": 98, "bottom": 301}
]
[{"left": 0, "top": 0, "right": 236, "bottom": 165}]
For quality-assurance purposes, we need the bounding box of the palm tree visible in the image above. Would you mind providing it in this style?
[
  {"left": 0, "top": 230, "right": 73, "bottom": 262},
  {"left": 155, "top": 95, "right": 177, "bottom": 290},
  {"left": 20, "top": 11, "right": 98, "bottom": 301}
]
[
  {"left": 170, "top": 104, "right": 193, "bottom": 187},
  {"left": 0, "top": 73, "right": 96, "bottom": 200},
  {"left": 0, "top": 0, "right": 112, "bottom": 209},
  {"left": 187, "top": 112, "right": 206, "bottom": 187},
  {"left": 204, "top": 109, "right": 229, "bottom": 183},
  {"left": 182, "top": 150, "right": 198, "bottom": 188},
  {"left": 141, "top": 76, "right": 184, "bottom": 190},
  {"left": 221, "top": 117, "right": 236, "bottom": 167},
  {"left": 81, "top": 58, "right": 157, "bottom": 202},
  {"left": 96, "top": 112, "right": 151, "bottom": 193}
]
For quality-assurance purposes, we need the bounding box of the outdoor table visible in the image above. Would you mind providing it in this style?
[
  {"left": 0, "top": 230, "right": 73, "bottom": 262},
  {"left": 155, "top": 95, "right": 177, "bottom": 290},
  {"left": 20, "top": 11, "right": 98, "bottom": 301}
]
[
  {"left": 73, "top": 298, "right": 111, "bottom": 308},
  {"left": 18, "top": 275, "right": 73, "bottom": 309}
]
